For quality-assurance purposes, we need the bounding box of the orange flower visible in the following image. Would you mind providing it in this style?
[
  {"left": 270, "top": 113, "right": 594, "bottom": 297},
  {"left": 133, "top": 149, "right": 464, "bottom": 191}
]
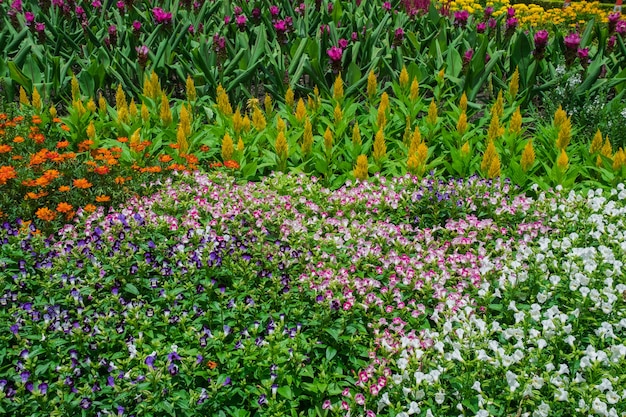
[
  {"left": 107, "top": 158, "right": 118, "bottom": 166},
  {"left": 26, "top": 191, "right": 49, "bottom": 200},
  {"left": 78, "top": 140, "right": 94, "bottom": 152},
  {"left": 94, "top": 166, "right": 110, "bottom": 175},
  {"left": 35, "top": 177, "right": 51, "bottom": 187},
  {"left": 43, "top": 170, "right": 61, "bottom": 181},
  {"left": 95, "top": 195, "right": 111, "bottom": 202},
  {"left": 33, "top": 133, "right": 45, "bottom": 144},
  {"left": 169, "top": 143, "right": 180, "bottom": 149},
  {"left": 56, "top": 141, "right": 70, "bottom": 149},
  {"left": 32, "top": 116, "right": 42, "bottom": 125},
  {"left": 58, "top": 185, "right": 70, "bottom": 192},
  {"left": 0, "top": 165, "right": 17, "bottom": 185},
  {"left": 13, "top": 136, "right": 24, "bottom": 143},
  {"left": 52, "top": 117, "right": 62, "bottom": 123},
  {"left": 224, "top": 160, "right": 240, "bottom": 169},
  {"left": 0, "top": 144, "right": 12, "bottom": 153},
  {"left": 185, "top": 154, "right": 199, "bottom": 165},
  {"left": 73, "top": 178, "right": 93, "bottom": 189},
  {"left": 159, "top": 155, "right": 173, "bottom": 163},
  {"left": 207, "top": 361, "right": 218, "bottom": 370},
  {"left": 210, "top": 162, "right": 223, "bottom": 168},
  {"left": 60, "top": 124, "right": 70, "bottom": 132},
  {"left": 12, "top": 156, "right": 22, "bottom": 161},
  {"left": 35, "top": 207, "right": 56, "bottom": 221},
  {"left": 56, "top": 202, "right": 73, "bottom": 213},
  {"left": 115, "top": 176, "right": 126, "bottom": 184},
  {"left": 117, "top": 137, "right": 129, "bottom": 143},
  {"left": 200, "top": 145, "right": 210, "bottom": 152},
  {"left": 83, "top": 204, "right": 97, "bottom": 213}
]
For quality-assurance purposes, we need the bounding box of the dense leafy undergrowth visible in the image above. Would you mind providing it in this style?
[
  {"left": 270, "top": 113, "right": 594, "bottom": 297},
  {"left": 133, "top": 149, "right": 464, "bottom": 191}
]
[{"left": 1, "top": 172, "right": 625, "bottom": 416}]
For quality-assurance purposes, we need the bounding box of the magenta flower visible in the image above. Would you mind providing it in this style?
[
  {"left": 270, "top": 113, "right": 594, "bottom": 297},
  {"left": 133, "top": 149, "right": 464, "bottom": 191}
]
[
  {"left": 91, "top": 0, "right": 101, "bottom": 8},
  {"left": 476, "top": 21, "right": 486, "bottom": 33},
  {"left": 564, "top": 32, "right": 581, "bottom": 50},
  {"left": 24, "top": 11, "right": 34, "bottom": 25},
  {"left": 382, "top": 1, "right": 391, "bottom": 12},
  {"left": 577, "top": 47, "right": 589, "bottom": 60},
  {"left": 507, "top": 7, "right": 515, "bottom": 17},
  {"left": 351, "top": 31, "right": 358, "bottom": 41},
  {"left": 393, "top": 27, "right": 405, "bottom": 46},
  {"left": 454, "top": 10, "right": 469, "bottom": 28},
  {"left": 506, "top": 17, "right": 518, "bottom": 32},
  {"left": 224, "top": 15, "right": 231, "bottom": 24},
  {"left": 484, "top": 6, "right": 494, "bottom": 17},
  {"left": 270, "top": 5, "right": 280, "bottom": 16},
  {"left": 463, "top": 48, "right": 474, "bottom": 65},
  {"left": 534, "top": 30, "right": 549, "bottom": 48},
  {"left": 338, "top": 38, "right": 348, "bottom": 49},
  {"left": 116, "top": 1, "right": 125, "bottom": 10},
  {"left": 236, "top": 14, "right": 247, "bottom": 31},
  {"left": 617, "top": 20, "right": 626, "bottom": 37},
  {"left": 152, "top": 7, "right": 172, "bottom": 25},
  {"left": 327, "top": 46, "right": 343, "bottom": 62},
  {"left": 488, "top": 18, "right": 497, "bottom": 29},
  {"left": 233, "top": 6, "right": 242, "bottom": 15},
  {"left": 136, "top": 45, "right": 149, "bottom": 68}
]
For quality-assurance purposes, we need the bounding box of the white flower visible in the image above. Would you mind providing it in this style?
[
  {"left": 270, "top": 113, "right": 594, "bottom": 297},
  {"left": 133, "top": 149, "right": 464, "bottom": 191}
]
[
  {"left": 475, "top": 410, "right": 489, "bottom": 417},
  {"left": 606, "top": 391, "right": 620, "bottom": 405},
  {"left": 532, "top": 375, "right": 544, "bottom": 389},
  {"left": 506, "top": 371, "right": 519, "bottom": 392},
  {"left": 596, "top": 378, "right": 614, "bottom": 392},
  {"left": 472, "top": 381, "right": 482, "bottom": 392},
  {"left": 592, "top": 398, "right": 608, "bottom": 416},
  {"left": 408, "top": 401, "right": 420, "bottom": 414},
  {"left": 435, "top": 391, "right": 445, "bottom": 404},
  {"left": 532, "top": 402, "right": 550, "bottom": 417},
  {"left": 415, "top": 389, "right": 425, "bottom": 400},
  {"left": 555, "top": 388, "right": 569, "bottom": 401}
]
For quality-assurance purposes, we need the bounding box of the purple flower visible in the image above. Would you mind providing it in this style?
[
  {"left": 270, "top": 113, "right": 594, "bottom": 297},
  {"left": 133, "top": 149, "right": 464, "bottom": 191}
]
[
  {"left": 145, "top": 352, "right": 157, "bottom": 369},
  {"left": 258, "top": 394, "right": 267, "bottom": 405},
  {"left": 91, "top": 0, "right": 101, "bottom": 8},
  {"left": 476, "top": 21, "right": 486, "bottom": 33},
  {"left": 236, "top": 14, "right": 247, "bottom": 31},
  {"left": 223, "top": 376, "right": 232, "bottom": 386},
  {"left": 274, "top": 20, "right": 287, "bottom": 33},
  {"left": 116, "top": 1, "right": 125, "bottom": 10},
  {"left": 152, "top": 7, "right": 172, "bottom": 25},
  {"left": 80, "top": 398, "right": 92, "bottom": 409},
  {"left": 454, "top": 10, "right": 469, "bottom": 27},
  {"left": 608, "top": 35, "right": 616, "bottom": 50},
  {"left": 488, "top": 18, "right": 496, "bottom": 29},
  {"left": 24, "top": 11, "right": 34, "bottom": 25},
  {"left": 37, "top": 382, "right": 48, "bottom": 394},
  {"left": 338, "top": 38, "right": 348, "bottom": 49},
  {"left": 393, "top": 27, "right": 405, "bottom": 46},
  {"left": 617, "top": 20, "right": 626, "bottom": 36},
  {"left": 270, "top": 5, "right": 279, "bottom": 16},
  {"left": 577, "top": 47, "right": 589, "bottom": 60},
  {"left": 233, "top": 5, "right": 242, "bottom": 15},
  {"left": 327, "top": 46, "right": 343, "bottom": 62},
  {"left": 352, "top": 31, "right": 358, "bottom": 41},
  {"left": 20, "top": 371, "right": 30, "bottom": 383},
  {"left": 463, "top": 48, "right": 474, "bottom": 65},
  {"left": 484, "top": 6, "right": 493, "bottom": 17},
  {"left": 383, "top": 1, "right": 391, "bottom": 12},
  {"left": 35, "top": 21, "right": 45, "bottom": 32},
  {"left": 534, "top": 30, "right": 549, "bottom": 48},
  {"left": 117, "top": 405, "right": 125, "bottom": 415},
  {"left": 10, "top": 323, "right": 18, "bottom": 335},
  {"left": 506, "top": 17, "right": 518, "bottom": 31},
  {"left": 507, "top": 7, "right": 515, "bottom": 17},
  {"left": 136, "top": 45, "right": 149, "bottom": 67},
  {"left": 167, "top": 351, "right": 181, "bottom": 362},
  {"left": 564, "top": 32, "right": 581, "bottom": 50},
  {"left": 107, "top": 376, "right": 115, "bottom": 387}
]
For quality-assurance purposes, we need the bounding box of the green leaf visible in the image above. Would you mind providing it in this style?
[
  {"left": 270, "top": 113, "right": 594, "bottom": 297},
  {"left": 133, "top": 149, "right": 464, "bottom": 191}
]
[
  {"left": 124, "top": 283, "right": 140, "bottom": 296},
  {"left": 7, "top": 61, "right": 32, "bottom": 90},
  {"left": 326, "top": 346, "right": 337, "bottom": 362},
  {"left": 277, "top": 386, "right": 293, "bottom": 400}
]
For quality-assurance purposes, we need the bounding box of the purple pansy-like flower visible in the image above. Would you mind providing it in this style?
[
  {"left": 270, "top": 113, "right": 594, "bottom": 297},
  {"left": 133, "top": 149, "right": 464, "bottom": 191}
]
[
  {"left": 145, "top": 352, "right": 157, "bottom": 369},
  {"left": 38, "top": 382, "right": 48, "bottom": 394}
]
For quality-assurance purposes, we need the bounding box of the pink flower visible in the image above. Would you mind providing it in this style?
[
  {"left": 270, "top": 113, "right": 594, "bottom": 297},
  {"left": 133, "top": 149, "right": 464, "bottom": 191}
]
[
  {"left": 327, "top": 46, "right": 343, "bottom": 62},
  {"left": 355, "top": 393, "right": 366, "bottom": 405},
  {"left": 338, "top": 38, "right": 348, "bottom": 49},
  {"left": 322, "top": 400, "right": 331, "bottom": 409},
  {"left": 382, "top": 1, "right": 391, "bottom": 11},
  {"left": 564, "top": 32, "right": 581, "bottom": 50},
  {"left": 152, "top": 7, "right": 172, "bottom": 24},
  {"left": 369, "top": 384, "right": 379, "bottom": 396},
  {"left": 236, "top": 14, "right": 247, "bottom": 30},
  {"left": 270, "top": 5, "right": 280, "bottom": 16},
  {"left": 454, "top": 10, "right": 469, "bottom": 27}
]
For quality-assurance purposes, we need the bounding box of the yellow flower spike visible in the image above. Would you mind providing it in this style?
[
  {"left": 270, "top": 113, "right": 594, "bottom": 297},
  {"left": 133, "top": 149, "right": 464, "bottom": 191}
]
[
  {"left": 186, "top": 75, "right": 197, "bottom": 102},
  {"left": 264, "top": 94, "right": 273, "bottom": 114},
  {"left": 354, "top": 154, "right": 369, "bottom": 181},
  {"left": 98, "top": 93, "right": 107, "bottom": 113},
  {"left": 216, "top": 84, "right": 233, "bottom": 116},
  {"left": 488, "top": 154, "right": 501, "bottom": 178},
  {"left": 487, "top": 111, "right": 501, "bottom": 141},
  {"left": 407, "top": 154, "right": 420, "bottom": 175},
  {"left": 416, "top": 142, "right": 428, "bottom": 166},
  {"left": 252, "top": 107, "right": 266, "bottom": 131},
  {"left": 129, "top": 99, "right": 137, "bottom": 119},
  {"left": 520, "top": 140, "right": 535, "bottom": 172},
  {"left": 237, "top": 137, "right": 245, "bottom": 153},
  {"left": 71, "top": 74, "right": 80, "bottom": 103},
  {"left": 410, "top": 77, "right": 419, "bottom": 101},
  {"left": 86, "top": 121, "right": 96, "bottom": 139},
  {"left": 130, "top": 128, "right": 141, "bottom": 147},
  {"left": 399, "top": 66, "right": 409, "bottom": 89},
  {"left": 143, "top": 73, "right": 153, "bottom": 99},
  {"left": 307, "top": 95, "right": 316, "bottom": 111},
  {"left": 276, "top": 116, "right": 286, "bottom": 134},
  {"left": 333, "top": 103, "right": 343, "bottom": 125},
  {"left": 179, "top": 104, "right": 192, "bottom": 137},
  {"left": 613, "top": 148, "right": 626, "bottom": 171},
  {"left": 438, "top": 68, "right": 445, "bottom": 80},
  {"left": 601, "top": 137, "right": 613, "bottom": 159},
  {"left": 150, "top": 71, "right": 162, "bottom": 99},
  {"left": 49, "top": 105, "right": 57, "bottom": 118},
  {"left": 590, "top": 129, "right": 603, "bottom": 154},
  {"left": 461, "top": 141, "right": 470, "bottom": 157},
  {"left": 457, "top": 111, "right": 468, "bottom": 135},
  {"left": 459, "top": 93, "right": 468, "bottom": 113},
  {"left": 177, "top": 125, "right": 189, "bottom": 155},
  {"left": 87, "top": 98, "right": 97, "bottom": 113},
  {"left": 509, "top": 107, "right": 522, "bottom": 135},
  {"left": 75, "top": 100, "right": 87, "bottom": 118},
  {"left": 376, "top": 105, "right": 387, "bottom": 130},
  {"left": 222, "top": 132, "right": 234, "bottom": 162},
  {"left": 159, "top": 93, "right": 172, "bottom": 125},
  {"left": 141, "top": 102, "right": 150, "bottom": 123},
  {"left": 352, "top": 122, "right": 362, "bottom": 146},
  {"left": 233, "top": 107, "right": 244, "bottom": 134},
  {"left": 323, "top": 127, "right": 333, "bottom": 153},
  {"left": 373, "top": 128, "right": 387, "bottom": 162},
  {"left": 556, "top": 117, "right": 571, "bottom": 150},
  {"left": 275, "top": 131, "right": 289, "bottom": 161},
  {"left": 380, "top": 92, "right": 389, "bottom": 112},
  {"left": 295, "top": 98, "right": 307, "bottom": 123},
  {"left": 557, "top": 148, "right": 569, "bottom": 172},
  {"left": 242, "top": 115, "right": 251, "bottom": 132},
  {"left": 427, "top": 100, "right": 438, "bottom": 125},
  {"left": 32, "top": 86, "right": 42, "bottom": 112},
  {"left": 116, "top": 84, "right": 127, "bottom": 111},
  {"left": 481, "top": 140, "right": 497, "bottom": 174},
  {"left": 596, "top": 155, "right": 604, "bottom": 167},
  {"left": 402, "top": 116, "right": 412, "bottom": 146},
  {"left": 333, "top": 74, "right": 344, "bottom": 101},
  {"left": 19, "top": 87, "right": 30, "bottom": 108},
  {"left": 409, "top": 127, "right": 422, "bottom": 157},
  {"left": 509, "top": 67, "right": 520, "bottom": 100},
  {"left": 367, "top": 71, "right": 377, "bottom": 99},
  {"left": 302, "top": 117, "right": 314, "bottom": 156},
  {"left": 553, "top": 105, "right": 567, "bottom": 129},
  {"left": 492, "top": 90, "right": 504, "bottom": 119},
  {"left": 285, "top": 87, "right": 295, "bottom": 108}
]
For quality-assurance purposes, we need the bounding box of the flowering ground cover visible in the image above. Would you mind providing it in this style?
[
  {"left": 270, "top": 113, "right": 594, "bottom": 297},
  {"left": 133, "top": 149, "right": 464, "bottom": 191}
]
[{"left": 1, "top": 171, "right": 626, "bottom": 416}]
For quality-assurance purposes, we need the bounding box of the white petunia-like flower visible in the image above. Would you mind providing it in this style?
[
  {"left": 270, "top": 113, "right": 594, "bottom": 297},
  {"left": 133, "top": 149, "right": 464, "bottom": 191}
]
[
  {"left": 506, "top": 371, "right": 519, "bottom": 392},
  {"left": 434, "top": 391, "right": 445, "bottom": 404},
  {"left": 592, "top": 398, "right": 608, "bottom": 416},
  {"left": 532, "top": 402, "right": 550, "bottom": 417},
  {"left": 554, "top": 388, "right": 569, "bottom": 401},
  {"left": 407, "top": 401, "right": 420, "bottom": 415},
  {"left": 606, "top": 391, "right": 620, "bottom": 405}
]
